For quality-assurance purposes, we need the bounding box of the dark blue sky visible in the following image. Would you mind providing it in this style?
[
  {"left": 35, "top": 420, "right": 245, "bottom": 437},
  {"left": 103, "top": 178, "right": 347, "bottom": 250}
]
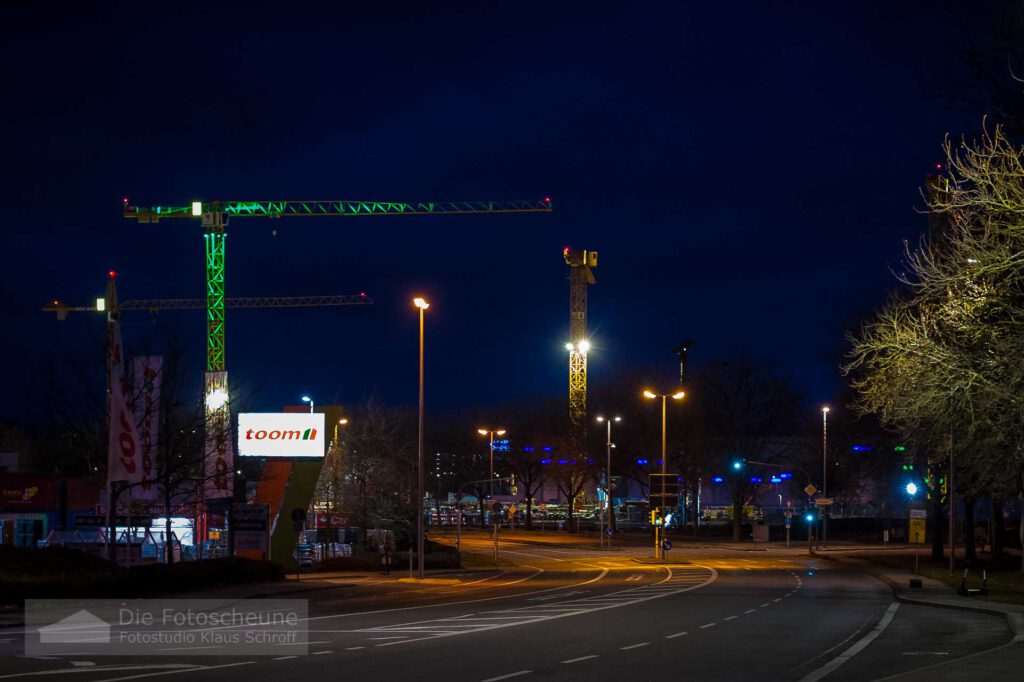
[{"left": 0, "top": 2, "right": 984, "bottom": 419}]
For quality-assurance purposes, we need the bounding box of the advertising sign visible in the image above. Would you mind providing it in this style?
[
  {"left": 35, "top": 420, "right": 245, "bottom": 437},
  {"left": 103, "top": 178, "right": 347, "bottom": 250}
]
[
  {"left": 238, "top": 413, "right": 325, "bottom": 458},
  {"left": 107, "top": 321, "right": 142, "bottom": 487},
  {"left": 232, "top": 504, "right": 270, "bottom": 554},
  {"left": 131, "top": 356, "right": 162, "bottom": 500}
]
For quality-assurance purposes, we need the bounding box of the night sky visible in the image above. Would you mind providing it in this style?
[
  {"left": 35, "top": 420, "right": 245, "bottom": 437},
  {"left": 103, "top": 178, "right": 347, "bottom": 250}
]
[{"left": 0, "top": 2, "right": 984, "bottom": 421}]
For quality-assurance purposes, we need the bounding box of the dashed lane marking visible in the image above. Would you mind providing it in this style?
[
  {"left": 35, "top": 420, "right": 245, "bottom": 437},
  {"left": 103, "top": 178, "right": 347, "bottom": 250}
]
[
  {"left": 665, "top": 632, "right": 688, "bottom": 639},
  {"left": 699, "top": 623, "right": 717, "bottom": 629},
  {"left": 561, "top": 655, "right": 599, "bottom": 663},
  {"left": 272, "top": 656, "right": 295, "bottom": 661},
  {"left": 481, "top": 671, "right": 532, "bottom": 682},
  {"left": 723, "top": 616, "right": 738, "bottom": 621},
  {"left": 620, "top": 643, "right": 649, "bottom": 650},
  {"left": 311, "top": 651, "right": 331, "bottom": 656},
  {"left": 345, "top": 647, "right": 365, "bottom": 651},
  {"left": 760, "top": 603, "right": 771, "bottom": 607},
  {"left": 744, "top": 609, "right": 756, "bottom": 614}
]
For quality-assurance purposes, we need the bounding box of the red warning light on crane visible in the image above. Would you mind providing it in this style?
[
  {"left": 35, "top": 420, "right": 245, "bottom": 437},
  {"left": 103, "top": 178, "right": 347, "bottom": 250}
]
[{"left": 108, "top": 270, "right": 117, "bottom": 279}]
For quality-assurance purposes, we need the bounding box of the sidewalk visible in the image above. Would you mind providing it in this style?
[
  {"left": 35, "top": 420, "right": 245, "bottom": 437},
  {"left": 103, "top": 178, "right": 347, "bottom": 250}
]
[{"left": 836, "top": 555, "right": 1024, "bottom": 639}]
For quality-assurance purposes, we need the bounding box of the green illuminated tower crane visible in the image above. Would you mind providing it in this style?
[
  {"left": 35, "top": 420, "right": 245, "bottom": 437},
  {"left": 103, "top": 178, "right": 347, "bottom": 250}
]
[
  {"left": 123, "top": 196, "right": 552, "bottom": 498},
  {"left": 562, "top": 247, "right": 597, "bottom": 449}
]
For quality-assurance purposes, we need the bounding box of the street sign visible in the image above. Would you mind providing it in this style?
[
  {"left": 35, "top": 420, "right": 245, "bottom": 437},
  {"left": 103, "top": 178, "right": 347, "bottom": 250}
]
[
  {"left": 649, "top": 473, "right": 681, "bottom": 508},
  {"left": 606, "top": 528, "right": 614, "bottom": 536},
  {"left": 662, "top": 539, "right": 672, "bottom": 551},
  {"left": 233, "top": 503, "right": 270, "bottom": 554},
  {"left": 785, "top": 517, "right": 792, "bottom": 527},
  {"left": 909, "top": 519, "right": 926, "bottom": 543},
  {"left": 804, "top": 484, "right": 817, "bottom": 496},
  {"left": 815, "top": 497, "right": 834, "bottom": 506}
]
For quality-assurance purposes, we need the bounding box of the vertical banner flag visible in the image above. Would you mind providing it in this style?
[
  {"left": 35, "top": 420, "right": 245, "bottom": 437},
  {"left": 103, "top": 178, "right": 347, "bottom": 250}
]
[
  {"left": 132, "top": 356, "right": 162, "bottom": 500},
  {"left": 108, "top": 321, "right": 142, "bottom": 488},
  {"left": 204, "top": 371, "right": 233, "bottom": 499}
]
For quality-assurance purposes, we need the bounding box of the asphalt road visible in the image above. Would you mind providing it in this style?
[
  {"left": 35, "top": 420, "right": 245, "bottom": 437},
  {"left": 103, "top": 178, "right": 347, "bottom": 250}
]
[{"left": 0, "top": 533, "right": 1014, "bottom": 682}]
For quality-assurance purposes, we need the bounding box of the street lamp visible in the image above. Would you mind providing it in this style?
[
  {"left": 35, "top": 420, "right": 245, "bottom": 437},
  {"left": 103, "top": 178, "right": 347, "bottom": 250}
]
[
  {"left": 413, "top": 296, "right": 429, "bottom": 579},
  {"left": 595, "top": 415, "right": 621, "bottom": 549},
  {"left": 821, "top": 406, "right": 829, "bottom": 548},
  {"left": 643, "top": 389, "right": 685, "bottom": 558},
  {"left": 477, "top": 428, "right": 507, "bottom": 501},
  {"left": 301, "top": 395, "right": 314, "bottom": 414}
]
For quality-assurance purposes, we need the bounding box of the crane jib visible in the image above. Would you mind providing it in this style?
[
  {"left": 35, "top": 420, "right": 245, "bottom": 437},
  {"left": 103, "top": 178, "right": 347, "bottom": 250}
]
[{"left": 123, "top": 198, "right": 553, "bottom": 221}]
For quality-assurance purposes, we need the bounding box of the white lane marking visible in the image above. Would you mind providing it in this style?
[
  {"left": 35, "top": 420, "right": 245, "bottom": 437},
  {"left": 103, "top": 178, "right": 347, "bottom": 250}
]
[
  {"left": 744, "top": 609, "right": 756, "bottom": 614},
  {"left": 798, "top": 603, "right": 900, "bottom": 682},
  {"left": 345, "top": 646, "right": 365, "bottom": 650},
  {"left": 272, "top": 656, "right": 296, "bottom": 661},
  {"left": 723, "top": 616, "right": 738, "bottom": 621},
  {"left": 70, "top": 663, "right": 94, "bottom": 668},
  {"left": 302, "top": 566, "right": 552, "bottom": 623},
  {"left": 367, "top": 566, "right": 717, "bottom": 647},
  {"left": 0, "top": 665, "right": 200, "bottom": 679},
  {"left": 481, "top": 671, "right": 532, "bottom": 682},
  {"left": 529, "top": 591, "right": 586, "bottom": 601},
  {"left": 902, "top": 652, "right": 949, "bottom": 656},
  {"left": 367, "top": 636, "right": 407, "bottom": 640},
  {"left": 665, "top": 631, "right": 688, "bottom": 639},
  {"left": 87, "top": 662, "right": 255, "bottom": 682},
  {"left": 311, "top": 651, "right": 331, "bottom": 655},
  {"left": 620, "top": 643, "right": 649, "bottom": 650},
  {"left": 626, "top": 574, "right": 643, "bottom": 582},
  {"left": 699, "top": 623, "right": 717, "bottom": 629},
  {"left": 562, "top": 655, "right": 598, "bottom": 663},
  {"left": 760, "top": 603, "right": 771, "bottom": 607},
  {"left": 773, "top": 598, "right": 782, "bottom": 602}
]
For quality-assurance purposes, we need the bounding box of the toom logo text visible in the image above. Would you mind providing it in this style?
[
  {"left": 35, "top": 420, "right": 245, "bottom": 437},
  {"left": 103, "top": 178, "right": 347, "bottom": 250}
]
[{"left": 238, "top": 413, "right": 326, "bottom": 458}]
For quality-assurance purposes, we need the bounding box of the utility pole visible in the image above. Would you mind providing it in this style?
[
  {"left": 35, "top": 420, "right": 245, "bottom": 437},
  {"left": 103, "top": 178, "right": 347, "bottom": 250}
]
[{"left": 822, "top": 406, "right": 829, "bottom": 549}]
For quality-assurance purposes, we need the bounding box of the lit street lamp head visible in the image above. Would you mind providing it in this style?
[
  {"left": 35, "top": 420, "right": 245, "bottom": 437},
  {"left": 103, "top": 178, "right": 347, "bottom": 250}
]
[
  {"left": 338, "top": 418, "right": 349, "bottom": 425},
  {"left": 495, "top": 429, "right": 506, "bottom": 436},
  {"left": 671, "top": 391, "right": 686, "bottom": 400},
  {"left": 477, "top": 429, "right": 488, "bottom": 435},
  {"left": 301, "top": 396, "right": 312, "bottom": 403},
  {"left": 643, "top": 390, "right": 657, "bottom": 399},
  {"left": 413, "top": 297, "right": 430, "bottom": 310},
  {"left": 822, "top": 406, "right": 830, "bottom": 414}
]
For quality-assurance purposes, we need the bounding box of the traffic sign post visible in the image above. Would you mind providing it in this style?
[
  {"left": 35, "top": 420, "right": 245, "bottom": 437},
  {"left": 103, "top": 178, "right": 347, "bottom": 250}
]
[{"left": 909, "top": 508, "right": 926, "bottom": 586}]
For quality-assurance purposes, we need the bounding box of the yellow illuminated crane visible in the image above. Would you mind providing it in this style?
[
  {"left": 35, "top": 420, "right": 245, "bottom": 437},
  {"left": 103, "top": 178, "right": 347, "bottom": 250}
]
[{"left": 563, "top": 247, "right": 597, "bottom": 448}]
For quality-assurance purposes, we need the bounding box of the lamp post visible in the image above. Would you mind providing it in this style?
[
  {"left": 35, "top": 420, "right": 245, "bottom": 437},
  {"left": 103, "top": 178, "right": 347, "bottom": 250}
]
[
  {"left": 643, "top": 389, "right": 685, "bottom": 558},
  {"left": 330, "top": 418, "right": 349, "bottom": 511},
  {"left": 822, "top": 406, "right": 829, "bottom": 549},
  {"left": 477, "top": 428, "right": 507, "bottom": 505},
  {"left": 413, "top": 296, "right": 430, "bottom": 579},
  {"left": 595, "top": 416, "right": 621, "bottom": 549}
]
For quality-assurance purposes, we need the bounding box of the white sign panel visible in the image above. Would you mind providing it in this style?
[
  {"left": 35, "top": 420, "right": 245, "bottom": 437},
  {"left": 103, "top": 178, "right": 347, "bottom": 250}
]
[{"left": 238, "top": 413, "right": 325, "bottom": 458}]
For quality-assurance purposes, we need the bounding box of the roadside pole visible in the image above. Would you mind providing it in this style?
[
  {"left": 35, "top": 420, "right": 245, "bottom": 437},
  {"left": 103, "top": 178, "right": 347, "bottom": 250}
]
[{"left": 456, "top": 505, "right": 461, "bottom": 554}]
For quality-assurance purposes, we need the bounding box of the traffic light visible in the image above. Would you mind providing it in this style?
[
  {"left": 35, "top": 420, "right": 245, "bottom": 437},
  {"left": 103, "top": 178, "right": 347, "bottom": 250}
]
[
  {"left": 649, "top": 509, "right": 664, "bottom": 527},
  {"left": 804, "top": 512, "right": 815, "bottom": 523},
  {"left": 732, "top": 459, "right": 744, "bottom": 471},
  {"left": 905, "top": 482, "right": 918, "bottom": 496}
]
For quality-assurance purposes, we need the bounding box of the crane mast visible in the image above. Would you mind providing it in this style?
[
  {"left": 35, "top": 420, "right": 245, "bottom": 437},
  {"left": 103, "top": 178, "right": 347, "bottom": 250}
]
[{"left": 563, "top": 247, "right": 597, "bottom": 450}]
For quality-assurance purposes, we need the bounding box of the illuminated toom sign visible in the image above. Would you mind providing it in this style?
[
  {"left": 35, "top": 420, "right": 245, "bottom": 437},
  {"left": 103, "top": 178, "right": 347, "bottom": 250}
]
[{"left": 238, "top": 413, "right": 326, "bottom": 458}]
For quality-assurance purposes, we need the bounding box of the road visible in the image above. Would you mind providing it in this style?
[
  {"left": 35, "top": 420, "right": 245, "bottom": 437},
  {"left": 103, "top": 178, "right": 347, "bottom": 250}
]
[{"left": 0, "top": 532, "right": 1015, "bottom": 681}]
